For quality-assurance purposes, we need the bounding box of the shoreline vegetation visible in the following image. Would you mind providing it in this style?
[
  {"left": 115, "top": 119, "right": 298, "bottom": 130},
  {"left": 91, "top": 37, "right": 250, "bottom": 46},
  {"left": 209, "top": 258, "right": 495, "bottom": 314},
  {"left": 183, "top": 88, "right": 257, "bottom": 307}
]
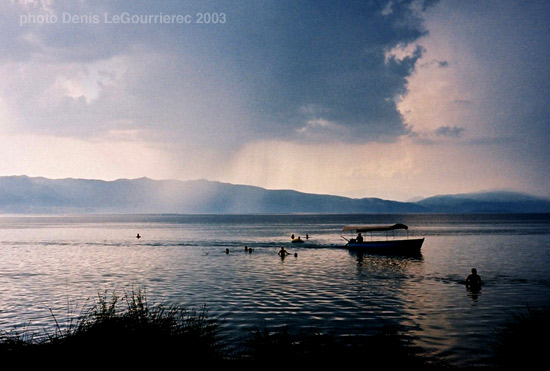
[{"left": 0, "top": 290, "right": 547, "bottom": 368}]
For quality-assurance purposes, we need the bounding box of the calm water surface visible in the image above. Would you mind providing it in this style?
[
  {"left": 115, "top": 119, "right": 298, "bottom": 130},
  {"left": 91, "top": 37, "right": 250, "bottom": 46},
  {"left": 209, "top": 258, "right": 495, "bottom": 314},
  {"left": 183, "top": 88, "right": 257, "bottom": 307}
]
[{"left": 1, "top": 214, "right": 549, "bottom": 366}]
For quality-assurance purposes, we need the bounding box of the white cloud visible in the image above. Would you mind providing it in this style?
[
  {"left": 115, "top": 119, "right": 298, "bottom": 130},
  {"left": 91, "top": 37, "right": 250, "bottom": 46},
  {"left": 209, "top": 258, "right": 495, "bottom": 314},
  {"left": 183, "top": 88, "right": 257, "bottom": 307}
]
[{"left": 295, "top": 118, "right": 346, "bottom": 141}]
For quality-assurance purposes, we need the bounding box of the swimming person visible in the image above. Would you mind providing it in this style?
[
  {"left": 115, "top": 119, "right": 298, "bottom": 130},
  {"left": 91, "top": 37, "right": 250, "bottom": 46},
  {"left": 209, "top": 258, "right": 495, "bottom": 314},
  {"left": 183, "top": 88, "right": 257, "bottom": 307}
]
[
  {"left": 136, "top": 233, "right": 141, "bottom": 239},
  {"left": 278, "top": 246, "right": 290, "bottom": 257},
  {"left": 465, "top": 268, "right": 482, "bottom": 290}
]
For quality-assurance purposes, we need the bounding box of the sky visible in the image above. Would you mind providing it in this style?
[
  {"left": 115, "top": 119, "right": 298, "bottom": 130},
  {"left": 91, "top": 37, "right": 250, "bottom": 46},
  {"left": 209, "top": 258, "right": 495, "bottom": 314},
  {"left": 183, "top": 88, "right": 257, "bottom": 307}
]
[{"left": 1, "top": 0, "right": 549, "bottom": 201}]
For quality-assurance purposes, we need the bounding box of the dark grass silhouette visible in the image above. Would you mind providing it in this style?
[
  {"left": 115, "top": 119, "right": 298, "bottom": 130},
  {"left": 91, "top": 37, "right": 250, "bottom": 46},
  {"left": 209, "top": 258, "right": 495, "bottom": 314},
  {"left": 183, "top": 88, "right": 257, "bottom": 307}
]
[
  {"left": 0, "top": 289, "right": 224, "bottom": 365},
  {"left": 0, "top": 289, "right": 441, "bottom": 367},
  {"left": 1, "top": 289, "right": 546, "bottom": 368}
]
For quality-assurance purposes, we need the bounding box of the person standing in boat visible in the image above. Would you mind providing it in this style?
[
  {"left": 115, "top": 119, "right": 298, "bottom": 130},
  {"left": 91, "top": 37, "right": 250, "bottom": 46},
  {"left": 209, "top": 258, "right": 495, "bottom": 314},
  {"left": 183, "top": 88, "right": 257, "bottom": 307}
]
[{"left": 356, "top": 232, "right": 363, "bottom": 243}]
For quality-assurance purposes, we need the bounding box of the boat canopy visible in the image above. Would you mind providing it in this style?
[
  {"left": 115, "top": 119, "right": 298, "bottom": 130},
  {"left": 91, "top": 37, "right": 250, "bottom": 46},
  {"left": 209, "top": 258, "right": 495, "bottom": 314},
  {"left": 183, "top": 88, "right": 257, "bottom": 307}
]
[{"left": 342, "top": 223, "right": 408, "bottom": 233}]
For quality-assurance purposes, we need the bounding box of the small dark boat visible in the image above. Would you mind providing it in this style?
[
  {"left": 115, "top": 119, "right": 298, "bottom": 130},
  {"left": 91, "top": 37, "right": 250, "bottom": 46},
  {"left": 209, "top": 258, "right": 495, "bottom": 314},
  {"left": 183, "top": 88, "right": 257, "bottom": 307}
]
[{"left": 341, "top": 223, "right": 424, "bottom": 254}]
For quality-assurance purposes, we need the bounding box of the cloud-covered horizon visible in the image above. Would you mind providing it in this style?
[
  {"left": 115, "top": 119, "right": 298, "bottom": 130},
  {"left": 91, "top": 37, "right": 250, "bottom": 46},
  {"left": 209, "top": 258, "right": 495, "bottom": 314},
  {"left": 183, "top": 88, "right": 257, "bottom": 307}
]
[{"left": 1, "top": 0, "right": 549, "bottom": 201}]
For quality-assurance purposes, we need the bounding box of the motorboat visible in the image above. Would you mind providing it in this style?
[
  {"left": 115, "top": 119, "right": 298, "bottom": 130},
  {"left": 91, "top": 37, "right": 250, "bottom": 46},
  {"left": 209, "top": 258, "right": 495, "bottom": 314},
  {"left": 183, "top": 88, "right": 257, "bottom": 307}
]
[{"left": 341, "top": 223, "right": 424, "bottom": 254}]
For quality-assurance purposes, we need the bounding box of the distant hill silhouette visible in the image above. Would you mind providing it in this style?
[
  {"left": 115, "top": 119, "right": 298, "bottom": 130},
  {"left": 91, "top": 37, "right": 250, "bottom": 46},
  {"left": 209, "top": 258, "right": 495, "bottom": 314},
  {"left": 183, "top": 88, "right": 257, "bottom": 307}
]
[
  {"left": 415, "top": 191, "right": 550, "bottom": 213},
  {"left": 0, "top": 176, "right": 425, "bottom": 214},
  {"left": 0, "top": 176, "right": 549, "bottom": 214}
]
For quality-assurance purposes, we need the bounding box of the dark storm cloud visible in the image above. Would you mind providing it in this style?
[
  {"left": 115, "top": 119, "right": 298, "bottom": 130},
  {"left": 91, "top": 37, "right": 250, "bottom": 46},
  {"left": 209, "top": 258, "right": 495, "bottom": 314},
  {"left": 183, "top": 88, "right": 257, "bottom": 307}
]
[
  {"left": 4, "top": 0, "right": 434, "bottom": 145},
  {"left": 218, "top": 0, "right": 432, "bottom": 142}
]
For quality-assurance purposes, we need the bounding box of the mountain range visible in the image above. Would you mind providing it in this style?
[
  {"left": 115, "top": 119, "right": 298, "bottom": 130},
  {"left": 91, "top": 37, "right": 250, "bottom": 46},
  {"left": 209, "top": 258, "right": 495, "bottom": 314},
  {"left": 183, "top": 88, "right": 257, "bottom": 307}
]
[{"left": 1, "top": 175, "right": 549, "bottom": 214}]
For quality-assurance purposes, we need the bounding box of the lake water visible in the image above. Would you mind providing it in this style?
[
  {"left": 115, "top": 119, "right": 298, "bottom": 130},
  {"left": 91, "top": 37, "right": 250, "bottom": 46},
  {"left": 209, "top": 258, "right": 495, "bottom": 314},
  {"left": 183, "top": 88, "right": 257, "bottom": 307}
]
[{"left": 1, "top": 213, "right": 549, "bottom": 366}]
